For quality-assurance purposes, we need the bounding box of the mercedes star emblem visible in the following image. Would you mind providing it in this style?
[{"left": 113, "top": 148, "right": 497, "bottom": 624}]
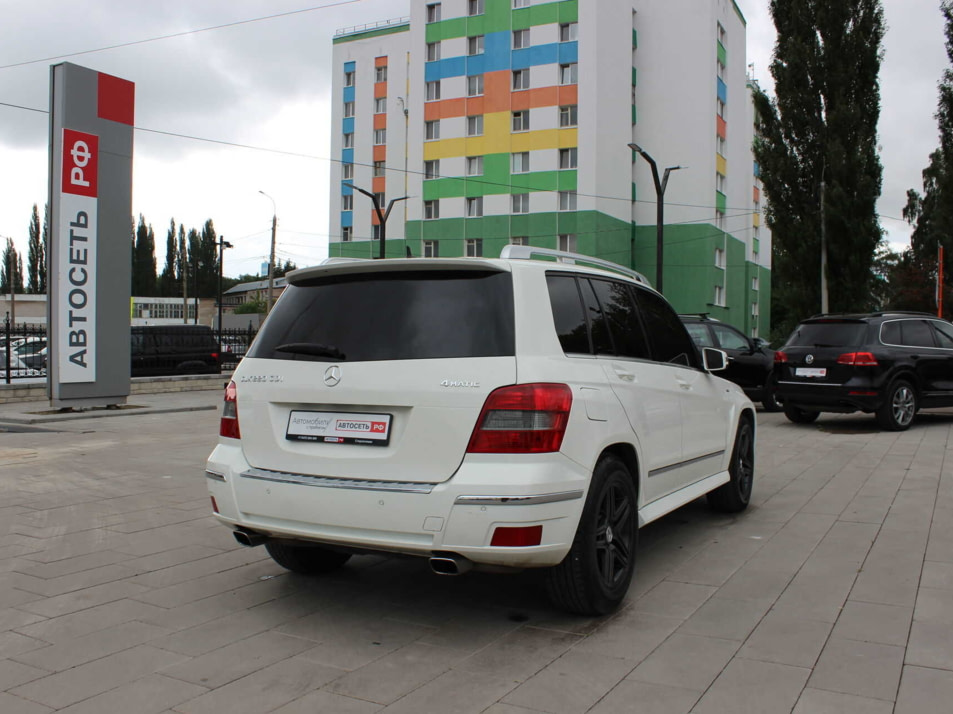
[{"left": 324, "top": 365, "right": 341, "bottom": 387}]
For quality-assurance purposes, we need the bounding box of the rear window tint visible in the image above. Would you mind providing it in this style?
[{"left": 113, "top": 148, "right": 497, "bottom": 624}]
[
  {"left": 546, "top": 275, "right": 590, "bottom": 354},
  {"left": 786, "top": 322, "right": 867, "bottom": 348},
  {"left": 249, "top": 270, "right": 514, "bottom": 362},
  {"left": 901, "top": 320, "right": 936, "bottom": 348}
]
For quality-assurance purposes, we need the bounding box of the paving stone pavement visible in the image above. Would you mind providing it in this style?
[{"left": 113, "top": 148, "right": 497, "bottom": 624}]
[{"left": 2, "top": 394, "right": 953, "bottom": 712}]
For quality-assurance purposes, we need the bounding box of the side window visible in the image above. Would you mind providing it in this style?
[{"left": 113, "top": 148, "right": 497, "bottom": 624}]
[
  {"left": 588, "top": 279, "right": 650, "bottom": 359},
  {"left": 711, "top": 324, "right": 749, "bottom": 351},
  {"left": 684, "top": 323, "right": 714, "bottom": 348},
  {"left": 881, "top": 321, "right": 901, "bottom": 345},
  {"left": 579, "top": 279, "right": 615, "bottom": 355},
  {"left": 931, "top": 320, "right": 953, "bottom": 348},
  {"left": 546, "top": 275, "right": 590, "bottom": 354},
  {"left": 632, "top": 288, "right": 698, "bottom": 367},
  {"left": 901, "top": 320, "right": 936, "bottom": 348}
]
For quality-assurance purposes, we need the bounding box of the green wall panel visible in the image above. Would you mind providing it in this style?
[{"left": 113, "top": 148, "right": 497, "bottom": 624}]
[
  {"left": 717, "top": 41, "right": 727, "bottom": 66},
  {"left": 423, "top": 160, "right": 576, "bottom": 199},
  {"left": 427, "top": 0, "right": 577, "bottom": 41},
  {"left": 334, "top": 23, "right": 410, "bottom": 44}
]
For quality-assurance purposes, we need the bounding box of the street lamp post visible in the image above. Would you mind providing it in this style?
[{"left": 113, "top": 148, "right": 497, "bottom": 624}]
[
  {"left": 258, "top": 190, "right": 277, "bottom": 314},
  {"left": 217, "top": 235, "right": 233, "bottom": 354},
  {"left": 629, "top": 143, "right": 683, "bottom": 294},
  {"left": 345, "top": 183, "right": 408, "bottom": 259}
]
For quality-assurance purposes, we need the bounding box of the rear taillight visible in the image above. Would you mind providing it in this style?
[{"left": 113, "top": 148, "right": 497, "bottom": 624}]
[
  {"left": 774, "top": 351, "right": 788, "bottom": 363},
  {"left": 211, "top": 352, "right": 219, "bottom": 361},
  {"left": 837, "top": 352, "right": 879, "bottom": 366},
  {"left": 220, "top": 380, "right": 241, "bottom": 439},
  {"left": 467, "top": 383, "right": 572, "bottom": 454}
]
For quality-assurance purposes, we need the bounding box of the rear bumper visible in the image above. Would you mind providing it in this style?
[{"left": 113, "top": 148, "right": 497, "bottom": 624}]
[
  {"left": 777, "top": 380, "right": 883, "bottom": 413},
  {"left": 205, "top": 442, "right": 590, "bottom": 568}
]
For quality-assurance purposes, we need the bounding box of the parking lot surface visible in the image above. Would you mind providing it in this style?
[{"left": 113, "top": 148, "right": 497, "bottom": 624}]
[{"left": 2, "top": 393, "right": 953, "bottom": 713}]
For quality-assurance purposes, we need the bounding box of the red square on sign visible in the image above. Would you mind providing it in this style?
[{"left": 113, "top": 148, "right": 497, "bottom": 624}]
[
  {"left": 62, "top": 129, "right": 99, "bottom": 198},
  {"left": 98, "top": 72, "right": 135, "bottom": 126}
]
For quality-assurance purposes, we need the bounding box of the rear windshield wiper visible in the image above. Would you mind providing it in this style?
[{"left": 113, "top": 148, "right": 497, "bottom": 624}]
[{"left": 274, "top": 343, "right": 347, "bottom": 360}]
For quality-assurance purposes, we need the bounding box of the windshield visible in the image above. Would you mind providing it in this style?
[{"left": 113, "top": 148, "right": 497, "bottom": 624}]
[
  {"left": 249, "top": 270, "right": 515, "bottom": 362},
  {"left": 785, "top": 322, "right": 868, "bottom": 348}
]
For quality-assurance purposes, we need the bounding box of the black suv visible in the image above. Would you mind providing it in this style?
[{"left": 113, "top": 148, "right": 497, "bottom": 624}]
[
  {"left": 131, "top": 325, "right": 221, "bottom": 377},
  {"left": 681, "top": 315, "right": 780, "bottom": 411},
  {"left": 775, "top": 312, "right": 953, "bottom": 430}
]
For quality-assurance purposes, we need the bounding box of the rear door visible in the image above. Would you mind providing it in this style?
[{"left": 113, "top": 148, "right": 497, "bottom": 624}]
[
  {"left": 235, "top": 267, "right": 516, "bottom": 484},
  {"left": 711, "top": 323, "right": 761, "bottom": 391}
]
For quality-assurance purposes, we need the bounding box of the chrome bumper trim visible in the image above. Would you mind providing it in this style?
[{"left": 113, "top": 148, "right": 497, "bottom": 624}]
[
  {"left": 240, "top": 467, "right": 435, "bottom": 494},
  {"left": 205, "top": 470, "right": 226, "bottom": 482},
  {"left": 453, "top": 490, "right": 584, "bottom": 506}
]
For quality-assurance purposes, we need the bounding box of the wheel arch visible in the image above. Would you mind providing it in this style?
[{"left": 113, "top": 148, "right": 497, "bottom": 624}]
[{"left": 597, "top": 443, "right": 640, "bottom": 504}]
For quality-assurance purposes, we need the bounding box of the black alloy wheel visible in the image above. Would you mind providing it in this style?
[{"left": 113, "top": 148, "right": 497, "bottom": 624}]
[
  {"left": 784, "top": 404, "right": 820, "bottom": 424},
  {"left": 708, "top": 418, "right": 755, "bottom": 513}
]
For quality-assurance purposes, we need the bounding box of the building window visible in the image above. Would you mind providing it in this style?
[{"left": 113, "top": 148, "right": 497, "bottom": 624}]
[
  {"left": 466, "top": 238, "right": 484, "bottom": 257},
  {"left": 716, "top": 173, "right": 726, "bottom": 193},
  {"left": 466, "top": 155, "right": 484, "bottom": 176},
  {"left": 558, "top": 191, "right": 577, "bottom": 211},
  {"left": 466, "top": 115, "right": 484, "bottom": 136},
  {"left": 510, "top": 236, "right": 528, "bottom": 246},
  {"left": 513, "top": 29, "right": 530, "bottom": 49},
  {"left": 374, "top": 97, "right": 387, "bottom": 113},
  {"left": 343, "top": 132, "right": 354, "bottom": 148},
  {"left": 426, "top": 81, "right": 441, "bottom": 101},
  {"left": 374, "top": 128, "right": 387, "bottom": 145},
  {"left": 512, "top": 110, "right": 530, "bottom": 132},
  {"left": 715, "top": 247, "right": 726, "bottom": 269},
  {"left": 468, "top": 0, "right": 484, "bottom": 16},
  {"left": 423, "top": 240, "right": 439, "bottom": 257},
  {"left": 342, "top": 163, "right": 353, "bottom": 179},
  {"left": 559, "top": 147, "right": 578, "bottom": 169},
  {"left": 559, "top": 22, "right": 578, "bottom": 42},
  {"left": 717, "top": 21, "right": 726, "bottom": 45},
  {"left": 374, "top": 192, "right": 386, "bottom": 207},
  {"left": 714, "top": 284, "right": 725, "bottom": 306},
  {"left": 717, "top": 134, "right": 726, "bottom": 156},
  {"left": 466, "top": 197, "right": 484, "bottom": 217},
  {"left": 427, "top": 3, "right": 441, "bottom": 23},
  {"left": 424, "top": 200, "right": 439, "bottom": 220},
  {"left": 424, "top": 159, "right": 440, "bottom": 180},
  {"left": 512, "top": 0, "right": 529, "bottom": 8},
  {"left": 717, "top": 98, "right": 726, "bottom": 117},
  {"left": 375, "top": 66, "right": 388, "bottom": 82},
  {"left": 559, "top": 63, "right": 578, "bottom": 85},
  {"left": 559, "top": 105, "right": 578, "bottom": 127},
  {"left": 425, "top": 120, "right": 440, "bottom": 140},
  {"left": 372, "top": 224, "right": 382, "bottom": 240},
  {"left": 467, "top": 74, "right": 484, "bottom": 97},
  {"left": 753, "top": 249, "right": 760, "bottom": 263},
  {"left": 344, "top": 70, "right": 355, "bottom": 87},
  {"left": 717, "top": 60, "right": 726, "bottom": 81},
  {"left": 427, "top": 42, "right": 441, "bottom": 62},
  {"left": 342, "top": 226, "right": 352, "bottom": 242},
  {"left": 342, "top": 194, "right": 353, "bottom": 211},
  {"left": 468, "top": 35, "right": 484, "bottom": 55},
  {"left": 558, "top": 234, "right": 577, "bottom": 252},
  {"left": 343, "top": 101, "right": 355, "bottom": 118},
  {"left": 373, "top": 160, "right": 385, "bottom": 177},
  {"left": 752, "top": 276, "right": 759, "bottom": 291},
  {"left": 511, "top": 151, "right": 530, "bottom": 173},
  {"left": 512, "top": 193, "right": 529, "bottom": 213},
  {"left": 512, "top": 69, "right": 529, "bottom": 90}
]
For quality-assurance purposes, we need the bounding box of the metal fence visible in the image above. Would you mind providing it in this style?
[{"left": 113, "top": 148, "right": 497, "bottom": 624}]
[{"left": 1, "top": 319, "right": 259, "bottom": 383}]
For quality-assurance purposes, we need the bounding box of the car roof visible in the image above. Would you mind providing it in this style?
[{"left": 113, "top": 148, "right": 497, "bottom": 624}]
[{"left": 803, "top": 311, "right": 939, "bottom": 322}]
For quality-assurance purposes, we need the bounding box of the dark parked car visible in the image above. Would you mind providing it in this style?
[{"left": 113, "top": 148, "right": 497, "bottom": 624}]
[
  {"left": 775, "top": 311, "right": 953, "bottom": 431},
  {"left": 681, "top": 314, "right": 780, "bottom": 411},
  {"left": 131, "top": 325, "right": 221, "bottom": 377}
]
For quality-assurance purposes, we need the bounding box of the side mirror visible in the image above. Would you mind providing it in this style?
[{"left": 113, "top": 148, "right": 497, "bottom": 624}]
[
  {"left": 753, "top": 337, "right": 770, "bottom": 351},
  {"left": 702, "top": 347, "right": 729, "bottom": 372}
]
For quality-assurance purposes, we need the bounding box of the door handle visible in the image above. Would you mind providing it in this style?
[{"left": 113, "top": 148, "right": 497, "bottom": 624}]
[
  {"left": 612, "top": 366, "right": 636, "bottom": 382},
  {"left": 675, "top": 378, "right": 692, "bottom": 390}
]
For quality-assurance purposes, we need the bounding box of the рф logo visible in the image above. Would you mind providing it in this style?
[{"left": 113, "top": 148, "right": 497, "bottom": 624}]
[{"left": 324, "top": 365, "right": 341, "bottom": 387}]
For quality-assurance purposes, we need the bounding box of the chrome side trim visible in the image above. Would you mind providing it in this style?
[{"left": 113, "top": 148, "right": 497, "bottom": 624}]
[
  {"left": 240, "top": 467, "right": 434, "bottom": 494},
  {"left": 778, "top": 380, "right": 843, "bottom": 387},
  {"left": 205, "top": 470, "right": 226, "bottom": 482},
  {"left": 648, "top": 450, "right": 725, "bottom": 479},
  {"left": 453, "top": 490, "right": 584, "bottom": 506}
]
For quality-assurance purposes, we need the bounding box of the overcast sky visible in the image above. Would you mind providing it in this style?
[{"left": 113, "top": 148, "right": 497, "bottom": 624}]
[{"left": 0, "top": 0, "right": 948, "bottom": 279}]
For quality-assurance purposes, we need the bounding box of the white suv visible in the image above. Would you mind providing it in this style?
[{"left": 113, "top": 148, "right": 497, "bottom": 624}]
[{"left": 206, "top": 247, "right": 755, "bottom": 615}]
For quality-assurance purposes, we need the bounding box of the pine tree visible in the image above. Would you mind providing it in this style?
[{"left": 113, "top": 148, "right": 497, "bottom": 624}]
[
  {"left": 39, "top": 203, "right": 48, "bottom": 294},
  {"left": 159, "top": 218, "right": 178, "bottom": 297},
  {"left": 1, "top": 238, "right": 24, "bottom": 293},
  {"left": 196, "top": 219, "right": 218, "bottom": 297},
  {"left": 905, "top": 2, "right": 953, "bottom": 284},
  {"left": 132, "top": 214, "right": 157, "bottom": 296},
  {"left": 27, "top": 204, "right": 42, "bottom": 294},
  {"left": 754, "top": 0, "right": 885, "bottom": 337}
]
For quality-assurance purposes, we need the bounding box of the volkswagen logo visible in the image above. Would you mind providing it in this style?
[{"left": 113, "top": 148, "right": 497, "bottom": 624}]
[
  {"left": 324, "top": 365, "right": 341, "bottom": 387},
  {"left": 805, "top": 354, "right": 815, "bottom": 365}
]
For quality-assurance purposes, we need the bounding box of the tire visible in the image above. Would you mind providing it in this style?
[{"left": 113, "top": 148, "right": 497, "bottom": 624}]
[
  {"left": 784, "top": 404, "right": 820, "bottom": 424},
  {"left": 546, "top": 455, "right": 638, "bottom": 616},
  {"left": 265, "top": 541, "right": 351, "bottom": 575},
  {"left": 762, "top": 374, "right": 782, "bottom": 412},
  {"left": 708, "top": 419, "right": 755, "bottom": 513},
  {"left": 876, "top": 379, "right": 917, "bottom": 431}
]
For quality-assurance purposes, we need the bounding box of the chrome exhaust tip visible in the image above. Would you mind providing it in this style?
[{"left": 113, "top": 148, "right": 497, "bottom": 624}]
[
  {"left": 429, "top": 554, "right": 473, "bottom": 576},
  {"left": 233, "top": 529, "right": 267, "bottom": 547}
]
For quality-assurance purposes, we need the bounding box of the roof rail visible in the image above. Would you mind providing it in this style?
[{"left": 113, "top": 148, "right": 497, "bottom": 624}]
[
  {"left": 499, "top": 245, "right": 651, "bottom": 286},
  {"left": 320, "top": 257, "right": 370, "bottom": 266}
]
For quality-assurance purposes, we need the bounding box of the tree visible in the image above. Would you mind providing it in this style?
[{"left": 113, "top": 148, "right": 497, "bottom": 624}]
[
  {"left": 754, "top": 0, "right": 885, "bottom": 337},
  {"left": 159, "top": 218, "right": 178, "bottom": 297},
  {"left": 904, "top": 2, "right": 953, "bottom": 296},
  {"left": 26, "top": 204, "right": 43, "bottom": 294},
  {"left": 195, "top": 219, "right": 219, "bottom": 297},
  {"left": 1, "top": 238, "right": 24, "bottom": 293},
  {"left": 39, "top": 203, "right": 48, "bottom": 294},
  {"left": 273, "top": 260, "right": 298, "bottom": 278},
  {"left": 132, "top": 214, "right": 157, "bottom": 296}
]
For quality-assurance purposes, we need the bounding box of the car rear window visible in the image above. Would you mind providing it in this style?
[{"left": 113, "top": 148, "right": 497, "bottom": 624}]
[
  {"left": 248, "top": 270, "right": 514, "bottom": 362},
  {"left": 786, "top": 321, "right": 867, "bottom": 348}
]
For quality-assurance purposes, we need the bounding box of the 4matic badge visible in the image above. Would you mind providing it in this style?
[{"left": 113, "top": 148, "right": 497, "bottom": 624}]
[{"left": 441, "top": 379, "right": 480, "bottom": 388}]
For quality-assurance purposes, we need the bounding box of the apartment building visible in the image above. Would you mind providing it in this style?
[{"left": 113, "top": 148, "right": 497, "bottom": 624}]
[{"left": 329, "top": 0, "right": 770, "bottom": 337}]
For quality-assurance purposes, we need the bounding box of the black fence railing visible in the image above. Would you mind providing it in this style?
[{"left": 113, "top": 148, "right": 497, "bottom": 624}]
[{"left": 1, "top": 320, "right": 260, "bottom": 383}]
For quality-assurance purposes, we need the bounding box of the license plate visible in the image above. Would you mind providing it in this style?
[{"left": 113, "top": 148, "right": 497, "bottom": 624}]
[
  {"left": 795, "top": 368, "right": 827, "bottom": 378},
  {"left": 286, "top": 411, "right": 392, "bottom": 445}
]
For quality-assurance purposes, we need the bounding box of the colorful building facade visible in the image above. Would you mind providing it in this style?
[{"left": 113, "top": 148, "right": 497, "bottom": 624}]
[{"left": 329, "top": 0, "right": 770, "bottom": 338}]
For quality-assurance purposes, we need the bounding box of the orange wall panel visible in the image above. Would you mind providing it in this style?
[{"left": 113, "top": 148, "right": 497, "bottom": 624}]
[
  {"left": 374, "top": 82, "right": 387, "bottom": 98},
  {"left": 375, "top": 56, "right": 388, "bottom": 67},
  {"left": 373, "top": 144, "right": 386, "bottom": 162},
  {"left": 373, "top": 113, "right": 387, "bottom": 130},
  {"left": 372, "top": 176, "right": 386, "bottom": 194}
]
